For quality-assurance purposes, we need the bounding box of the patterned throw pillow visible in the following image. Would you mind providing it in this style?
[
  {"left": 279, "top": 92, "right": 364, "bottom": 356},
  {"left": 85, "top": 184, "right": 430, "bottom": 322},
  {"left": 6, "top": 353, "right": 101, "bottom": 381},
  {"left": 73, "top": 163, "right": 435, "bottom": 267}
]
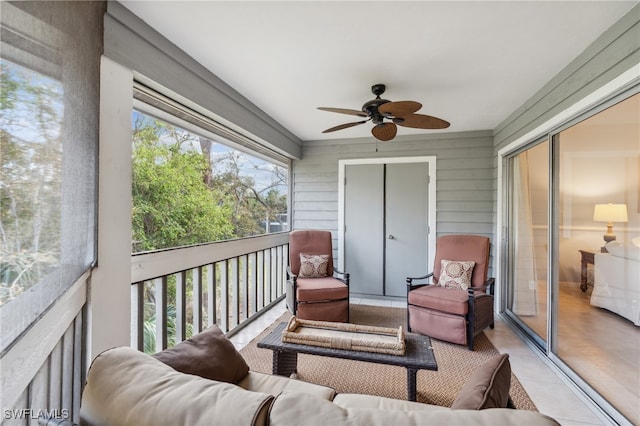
[
  {"left": 439, "top": 259, "right": 475, "bottom": 290},
  {"left": 299, "top": 253, "right": 330, "bottom": 278}
]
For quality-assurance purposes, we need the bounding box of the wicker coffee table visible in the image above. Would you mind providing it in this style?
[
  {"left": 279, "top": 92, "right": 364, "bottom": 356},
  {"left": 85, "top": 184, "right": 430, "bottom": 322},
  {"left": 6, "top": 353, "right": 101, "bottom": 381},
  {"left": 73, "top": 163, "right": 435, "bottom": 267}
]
[{"left": 257, "top": 321, "right": 437, "bottom": 401}]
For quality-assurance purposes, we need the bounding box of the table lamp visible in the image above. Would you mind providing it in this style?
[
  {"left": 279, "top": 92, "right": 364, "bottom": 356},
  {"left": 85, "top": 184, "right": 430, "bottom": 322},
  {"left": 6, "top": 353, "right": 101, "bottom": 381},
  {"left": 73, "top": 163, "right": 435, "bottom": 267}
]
[{"left": 593, "top": 203, "right": 628, "bottom": 243}]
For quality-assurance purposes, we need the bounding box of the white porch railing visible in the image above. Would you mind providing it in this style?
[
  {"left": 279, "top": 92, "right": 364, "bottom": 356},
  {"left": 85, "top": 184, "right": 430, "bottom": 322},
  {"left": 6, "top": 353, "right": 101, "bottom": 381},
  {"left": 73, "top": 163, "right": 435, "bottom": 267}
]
[{"left": 130, "top": 233, "right": 289, "bottom": 353}]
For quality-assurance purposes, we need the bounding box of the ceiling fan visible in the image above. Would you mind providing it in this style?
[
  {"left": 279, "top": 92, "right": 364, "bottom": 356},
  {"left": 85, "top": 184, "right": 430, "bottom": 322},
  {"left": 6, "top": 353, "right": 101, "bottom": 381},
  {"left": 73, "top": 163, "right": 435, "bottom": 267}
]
[{"left": 318, "top": 84, "right": 450, "bottom": 141}]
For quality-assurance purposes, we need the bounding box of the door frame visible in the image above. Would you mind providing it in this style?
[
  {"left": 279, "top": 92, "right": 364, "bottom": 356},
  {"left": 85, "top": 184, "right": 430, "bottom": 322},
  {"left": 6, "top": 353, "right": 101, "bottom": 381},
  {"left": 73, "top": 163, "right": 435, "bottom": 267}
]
[{"left": 337, "top": 156, "right": 437, "bottom": 276}]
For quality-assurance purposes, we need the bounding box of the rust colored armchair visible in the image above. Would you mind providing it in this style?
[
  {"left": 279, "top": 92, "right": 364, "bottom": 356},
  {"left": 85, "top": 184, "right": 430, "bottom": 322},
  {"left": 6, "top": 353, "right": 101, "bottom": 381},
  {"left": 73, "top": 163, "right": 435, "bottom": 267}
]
[
  {"left": 286, "top": 229, "right": 350, "bottom": 322},
  {"left": 406, "top": 235, "right": 494, "bottom": 350}
]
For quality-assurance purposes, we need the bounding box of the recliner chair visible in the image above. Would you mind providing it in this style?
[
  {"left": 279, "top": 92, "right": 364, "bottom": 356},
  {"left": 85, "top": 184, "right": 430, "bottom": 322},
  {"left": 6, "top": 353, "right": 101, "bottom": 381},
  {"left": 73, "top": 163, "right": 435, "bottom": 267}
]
[
  {"left": 406, "top": 234, "right": 494, "bottom": 350},
  {"left": 286, "top": 229, "right": 349, "bottom": 322}
]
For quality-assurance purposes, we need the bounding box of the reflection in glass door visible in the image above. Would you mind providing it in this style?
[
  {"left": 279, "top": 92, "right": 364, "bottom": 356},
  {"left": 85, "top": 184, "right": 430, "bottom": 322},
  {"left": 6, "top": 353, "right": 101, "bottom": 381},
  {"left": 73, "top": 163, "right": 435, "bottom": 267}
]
[
  {"left": 554, "top": 93, "right": 639, "bottom": 423},
  {"left": 506, "top": 141, "right": 549, "bottom": 344}
]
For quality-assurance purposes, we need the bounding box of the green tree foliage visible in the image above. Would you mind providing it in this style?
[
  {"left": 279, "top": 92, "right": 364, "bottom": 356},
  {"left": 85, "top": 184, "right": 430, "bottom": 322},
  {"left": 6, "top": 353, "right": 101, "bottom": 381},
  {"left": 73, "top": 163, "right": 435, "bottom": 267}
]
[
  {"left": 212, "top": 151, "right": 287, "bottom": 237},
  {"left": 132, "top": 119, "right": 234, "bottom": 252}
]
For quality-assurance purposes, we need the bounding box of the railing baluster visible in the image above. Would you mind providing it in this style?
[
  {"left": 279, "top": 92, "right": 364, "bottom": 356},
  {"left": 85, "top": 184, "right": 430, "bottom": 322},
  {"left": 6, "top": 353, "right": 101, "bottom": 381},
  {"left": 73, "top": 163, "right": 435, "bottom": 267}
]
[
  {"left": 271, "top": 247, "right": 277, "bottom": 301},
  {"left": 230, "top": 257, "right": 239, "bottom": 328},
  {"left": 193, "top": 266, "right": 203, "bottom": 333},
  {"left": 206, "top": 263, "right": 215, "bottom": 327},
  {"left": 241, "top": 255, "right": 249, "bottom": 321},
  {"left": 154, "top": 277, "right": 167, "bottom": 352},
  {"left": 257, "top": 250, "right": 265, "bottom": 311},
  {"left": 276, "top": 245, "right": 283, "bottom": 297},
  {"left": 176, "top": 271, "right": 187, "bottom": 342},
  {"left": 250, "top": 252, "right": 257, "bottom": 317},
  {"left": 282, "top": 244, "right": 289, "bottom": 296},
  {"left": 220, "top": 260, "right": 229, "bottom": 333}
]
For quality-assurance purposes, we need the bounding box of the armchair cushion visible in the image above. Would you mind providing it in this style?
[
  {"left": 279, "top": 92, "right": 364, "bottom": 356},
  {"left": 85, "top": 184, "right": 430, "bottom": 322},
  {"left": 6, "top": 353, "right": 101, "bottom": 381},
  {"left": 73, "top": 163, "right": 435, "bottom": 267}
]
[
  {"left": 296, "top": 277, "right": 349, "bottom": 302},
  {"left": 408, "top": 285, "right": 469, "bottom": 316},
  {"left": 450, "top": 354, "right": 511, "bottom": 410},
  {"left": 439, "top": 260, "right": 475, "bottom": 290},
  {"left": 299, "top": 253, "right": 330, "bottom": 278},
  {"left": 153, "top": 324, "right": 249, "bottom": 384},
  {"left": 289, "top": 230, "right": 334, "bottom": 276}
]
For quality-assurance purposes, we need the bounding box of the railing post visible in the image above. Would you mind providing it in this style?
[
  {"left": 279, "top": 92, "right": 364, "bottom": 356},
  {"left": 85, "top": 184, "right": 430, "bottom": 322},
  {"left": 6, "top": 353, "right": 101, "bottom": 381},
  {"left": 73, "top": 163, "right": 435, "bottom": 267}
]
[{"left": 131, "top": 283, "right": 144, "bottom": 350}]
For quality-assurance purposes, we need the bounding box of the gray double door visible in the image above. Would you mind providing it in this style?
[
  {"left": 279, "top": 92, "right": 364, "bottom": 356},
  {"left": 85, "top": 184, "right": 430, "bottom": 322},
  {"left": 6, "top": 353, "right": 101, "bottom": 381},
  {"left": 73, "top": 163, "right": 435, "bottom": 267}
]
[{"left": 344, "top": 162, "right": 429, "bottom": 298}]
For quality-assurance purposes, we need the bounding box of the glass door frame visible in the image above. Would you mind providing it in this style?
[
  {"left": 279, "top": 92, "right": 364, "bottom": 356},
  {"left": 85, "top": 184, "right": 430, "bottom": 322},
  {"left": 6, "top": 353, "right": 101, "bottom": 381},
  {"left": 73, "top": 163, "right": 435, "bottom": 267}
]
[{"left": 500, "top": 137, "right": 550, "bottom": 352}]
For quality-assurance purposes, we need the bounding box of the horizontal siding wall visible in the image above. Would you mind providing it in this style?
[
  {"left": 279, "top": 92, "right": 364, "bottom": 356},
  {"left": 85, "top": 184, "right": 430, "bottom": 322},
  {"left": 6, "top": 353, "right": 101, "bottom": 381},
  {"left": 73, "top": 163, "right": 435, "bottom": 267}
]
[{"left": 292, "top": 130, "right": 496, "bottom": 270}]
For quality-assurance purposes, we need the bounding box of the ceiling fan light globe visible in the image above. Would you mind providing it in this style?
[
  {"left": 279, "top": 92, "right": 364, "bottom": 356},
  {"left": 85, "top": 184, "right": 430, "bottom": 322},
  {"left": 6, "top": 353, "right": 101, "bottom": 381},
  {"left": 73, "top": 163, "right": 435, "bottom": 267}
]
[{"left": 371, "top": 122, "right": 397, "bottom": 141}]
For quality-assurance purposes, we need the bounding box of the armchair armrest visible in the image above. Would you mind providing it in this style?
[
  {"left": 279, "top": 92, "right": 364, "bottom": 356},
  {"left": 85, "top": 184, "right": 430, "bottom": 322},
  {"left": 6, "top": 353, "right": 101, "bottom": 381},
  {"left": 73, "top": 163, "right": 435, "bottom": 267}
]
[
  {"left": 406, "top": 272, "right": 434, "bottom": 291},
  {"left": 333, "top": 268, "right": 350, "bottom": 286},
  {"left": 467, "top": 277, "right": 495, "bottom": 297},
  {"left": 287, "top": 266, "right": 297, "bottom": 284}
]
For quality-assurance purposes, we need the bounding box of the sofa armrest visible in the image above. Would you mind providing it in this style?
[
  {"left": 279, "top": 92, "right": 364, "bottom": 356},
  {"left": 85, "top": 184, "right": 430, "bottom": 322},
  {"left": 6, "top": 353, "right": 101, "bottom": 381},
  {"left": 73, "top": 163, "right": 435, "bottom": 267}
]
[{"left": 81, "top": 347, "right": 273, "bottom": 426}]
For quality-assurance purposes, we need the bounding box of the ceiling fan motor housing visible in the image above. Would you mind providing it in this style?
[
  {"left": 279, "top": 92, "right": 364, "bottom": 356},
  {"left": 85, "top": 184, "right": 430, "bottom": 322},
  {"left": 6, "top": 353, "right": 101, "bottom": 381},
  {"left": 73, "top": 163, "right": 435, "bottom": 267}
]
[{"left": 362, "top": 98, "right": 390, "bottom": 118}]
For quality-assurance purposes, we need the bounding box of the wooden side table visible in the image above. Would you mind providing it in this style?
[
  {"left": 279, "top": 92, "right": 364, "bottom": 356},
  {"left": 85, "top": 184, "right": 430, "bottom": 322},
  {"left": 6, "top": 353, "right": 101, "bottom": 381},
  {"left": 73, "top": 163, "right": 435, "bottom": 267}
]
[{"left": 578, "top": 249, "right": 596, "bottom": 292}]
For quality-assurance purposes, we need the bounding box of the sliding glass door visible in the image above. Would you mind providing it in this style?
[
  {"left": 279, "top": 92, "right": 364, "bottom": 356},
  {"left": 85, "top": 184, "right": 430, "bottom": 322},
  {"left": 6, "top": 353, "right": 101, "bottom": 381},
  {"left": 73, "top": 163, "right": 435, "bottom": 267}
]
[
  {"left": 504, "top": 90, "right": 639, "bottom": 423},
  {"left": 505, "top": 140, "right": 549, "bottom": 345}
]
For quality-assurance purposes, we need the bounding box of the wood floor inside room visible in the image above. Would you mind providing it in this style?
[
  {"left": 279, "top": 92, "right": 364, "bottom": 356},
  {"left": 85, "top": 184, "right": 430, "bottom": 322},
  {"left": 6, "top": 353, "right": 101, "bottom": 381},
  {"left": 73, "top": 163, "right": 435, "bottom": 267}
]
[{"left": 519, "top": 282, "right": 640, "bottom": 423}]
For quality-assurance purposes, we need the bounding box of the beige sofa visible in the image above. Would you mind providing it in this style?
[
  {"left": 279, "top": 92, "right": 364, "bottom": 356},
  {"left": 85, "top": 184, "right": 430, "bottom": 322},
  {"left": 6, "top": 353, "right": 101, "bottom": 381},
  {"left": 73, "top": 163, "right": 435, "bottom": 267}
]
[{"left": 80, "top": 326, "right": 559, "bottom": 426}]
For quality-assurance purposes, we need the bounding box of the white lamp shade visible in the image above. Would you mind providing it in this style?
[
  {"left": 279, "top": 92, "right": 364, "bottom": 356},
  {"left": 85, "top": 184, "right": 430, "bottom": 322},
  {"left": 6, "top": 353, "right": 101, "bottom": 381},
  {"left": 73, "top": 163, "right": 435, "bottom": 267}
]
[{"left": 593, "top": 203, "right": 628, "bottom": 223}]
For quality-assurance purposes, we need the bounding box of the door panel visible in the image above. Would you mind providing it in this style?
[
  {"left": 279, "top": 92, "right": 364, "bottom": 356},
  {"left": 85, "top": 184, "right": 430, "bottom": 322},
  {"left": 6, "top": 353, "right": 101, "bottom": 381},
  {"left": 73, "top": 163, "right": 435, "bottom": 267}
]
[
  {"left": 385, "top": 163, "right": 428, "bottom": 297},
  {"left": 344, "top": 164, "right": 384, "bottom": 295}
]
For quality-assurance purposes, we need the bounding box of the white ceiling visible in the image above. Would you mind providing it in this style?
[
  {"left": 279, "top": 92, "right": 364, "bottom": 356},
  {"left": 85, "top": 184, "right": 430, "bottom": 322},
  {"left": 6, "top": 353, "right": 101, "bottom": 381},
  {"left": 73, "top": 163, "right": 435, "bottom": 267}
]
[{"left": 121, "top": 1, "right": 637, "bottom": 142}]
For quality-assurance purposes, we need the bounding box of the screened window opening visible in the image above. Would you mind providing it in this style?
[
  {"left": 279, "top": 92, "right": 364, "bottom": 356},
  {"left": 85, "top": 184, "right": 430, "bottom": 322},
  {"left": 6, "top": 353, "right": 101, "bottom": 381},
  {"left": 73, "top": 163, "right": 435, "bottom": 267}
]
[
  {"left": 0, "top": 1, "right": 100, "bottom": 350},
  {"left": 132, "top": 110, "right": 289, "bottom": 253}
]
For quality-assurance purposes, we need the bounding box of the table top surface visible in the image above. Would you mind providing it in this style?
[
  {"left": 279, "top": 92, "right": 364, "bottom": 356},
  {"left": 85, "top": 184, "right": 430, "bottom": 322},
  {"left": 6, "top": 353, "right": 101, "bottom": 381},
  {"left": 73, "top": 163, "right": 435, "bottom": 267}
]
[{"left": 257, "top": 322, "right": 437, "bottom": 371}]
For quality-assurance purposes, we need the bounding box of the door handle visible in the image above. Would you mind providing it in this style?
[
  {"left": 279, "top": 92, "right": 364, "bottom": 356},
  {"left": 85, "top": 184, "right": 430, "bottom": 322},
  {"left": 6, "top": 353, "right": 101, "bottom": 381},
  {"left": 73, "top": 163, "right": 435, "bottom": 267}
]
[{"left": 388, "top": 234, "right": 395, "bottom": 240}]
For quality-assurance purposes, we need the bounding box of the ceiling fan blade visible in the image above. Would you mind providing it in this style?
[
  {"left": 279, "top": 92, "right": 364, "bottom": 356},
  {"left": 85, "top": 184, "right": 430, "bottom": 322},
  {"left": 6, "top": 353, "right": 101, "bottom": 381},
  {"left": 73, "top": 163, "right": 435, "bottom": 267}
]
[
  {"left": 378, "top": 101, "right": 422, "bottom": 117},
  {"left": 371, "top": 122, "right": 397, "bottom": 141},
  {"left": 318, "top": 107, "right": 368, "bottom": 117},
  {"left": 396, "top": 113, "right": 450, "bottom": 129},
  {"left": 322, "top": 120, "right": 367, "bottom": 133}
]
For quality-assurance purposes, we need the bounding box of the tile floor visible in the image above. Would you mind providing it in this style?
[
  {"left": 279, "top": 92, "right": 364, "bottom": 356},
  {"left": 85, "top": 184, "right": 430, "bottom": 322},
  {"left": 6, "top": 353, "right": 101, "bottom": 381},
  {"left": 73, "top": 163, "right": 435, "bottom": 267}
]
[{"left": 229, "top": 298, "right": 610, "bottom": 426}]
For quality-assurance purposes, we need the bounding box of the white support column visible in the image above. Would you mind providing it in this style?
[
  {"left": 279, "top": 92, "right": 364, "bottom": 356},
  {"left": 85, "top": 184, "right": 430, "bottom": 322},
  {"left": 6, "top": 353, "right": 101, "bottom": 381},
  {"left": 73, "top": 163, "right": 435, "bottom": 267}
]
[{"left": 87, "top": 57, "right": 133, "bottom": 361}]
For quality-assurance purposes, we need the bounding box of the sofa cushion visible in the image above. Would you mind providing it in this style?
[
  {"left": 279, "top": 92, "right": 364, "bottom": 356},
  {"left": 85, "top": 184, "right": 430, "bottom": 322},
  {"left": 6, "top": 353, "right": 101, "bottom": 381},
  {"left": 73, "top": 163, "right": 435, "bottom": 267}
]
[
  {"left": 270, "top": 392, "right": 559, "bottom": 426},
  {"left": 333, "top": 393, "right": 448, "bottom": 412},
  {"left": 238, "top": 371, "right": 336, "bottom": 400},
  {"left": 153, "top": 324, "right": 249, "bottom": 384},
  {"left": 439, "top": 260, "right": 475, "bottom": 290},
  {"left": 299, "top": 253, "right": 330, "bottom": 277},
  {"left": 81, "top": 347, "right": 273, "bottom": 426},
  {"left": 451, "top": 353, "right": 511, "bottom": 410}
]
